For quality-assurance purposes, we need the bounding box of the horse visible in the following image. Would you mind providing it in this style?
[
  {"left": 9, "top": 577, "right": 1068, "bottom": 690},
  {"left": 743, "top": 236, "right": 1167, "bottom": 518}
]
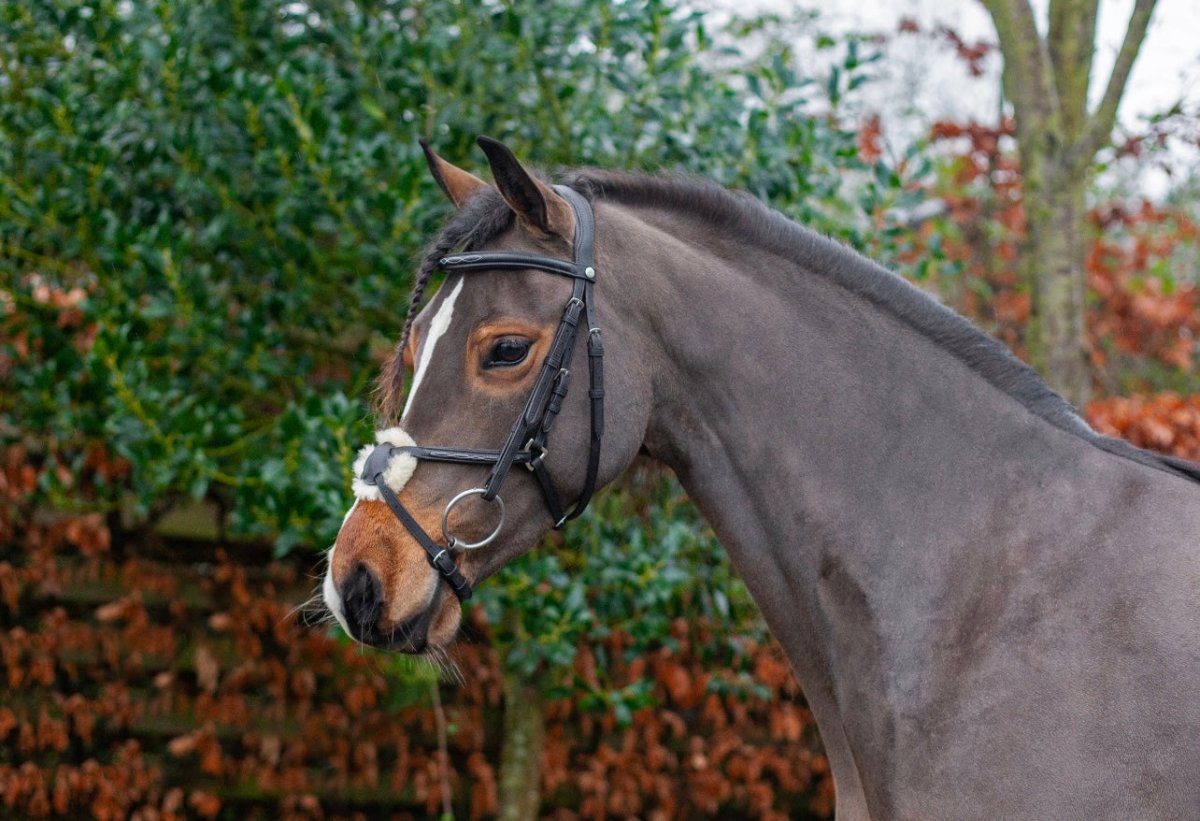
[{"left": 323, "top": 137, "right": 1200, "bottom": 818}]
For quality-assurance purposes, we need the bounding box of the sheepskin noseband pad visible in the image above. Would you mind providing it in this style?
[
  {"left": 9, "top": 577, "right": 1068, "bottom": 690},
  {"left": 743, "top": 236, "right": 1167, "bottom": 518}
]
[{"left": 351, "top": 427, "right": 418, "bottom": 502}]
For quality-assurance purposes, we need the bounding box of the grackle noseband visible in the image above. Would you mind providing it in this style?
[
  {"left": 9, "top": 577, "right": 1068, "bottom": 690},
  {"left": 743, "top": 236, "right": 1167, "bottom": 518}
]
[{"left": 358, "top": 186, "right": 604, "bottom": 601}]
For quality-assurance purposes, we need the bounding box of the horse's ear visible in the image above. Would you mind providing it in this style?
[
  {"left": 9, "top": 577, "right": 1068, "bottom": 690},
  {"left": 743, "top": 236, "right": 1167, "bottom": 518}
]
[
  {"left": 420, "top": 139, "right": 487, "bottom": 208},
  {"left": 476, "top": 136, "right": 574, "bottom": 239}
]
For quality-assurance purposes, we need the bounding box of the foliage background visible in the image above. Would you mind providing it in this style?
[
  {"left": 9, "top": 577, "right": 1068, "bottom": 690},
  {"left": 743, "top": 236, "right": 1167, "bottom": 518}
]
[{"left": 2, "top": 0, "right": 1197, "bottom": 817}]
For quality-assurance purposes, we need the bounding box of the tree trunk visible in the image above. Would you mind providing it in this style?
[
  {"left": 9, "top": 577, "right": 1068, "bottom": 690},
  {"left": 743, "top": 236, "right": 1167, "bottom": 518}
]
[
  {"left": 1024, "top": 163, "right": 1091, "bottom": 408},
  {"left": 980, "top": 0, "right": 1157, "bottom": 409},
  {"left": 498, "top": 667, "right": 544, "bottom": 821}
]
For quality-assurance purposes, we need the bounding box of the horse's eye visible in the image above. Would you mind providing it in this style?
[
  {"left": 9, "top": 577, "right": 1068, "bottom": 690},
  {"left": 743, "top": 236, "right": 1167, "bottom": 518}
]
[{"left": 484, "top": 338, "right": 531, "bottom": 369}]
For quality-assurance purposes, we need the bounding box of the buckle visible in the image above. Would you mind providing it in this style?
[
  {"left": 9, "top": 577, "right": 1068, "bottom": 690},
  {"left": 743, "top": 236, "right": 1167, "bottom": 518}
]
[
  {"left": 429, "top": 548, "right": 456, "bottom": 574},
  {"left": 524, "top": 440, "right": 547, "bottom": 472}
]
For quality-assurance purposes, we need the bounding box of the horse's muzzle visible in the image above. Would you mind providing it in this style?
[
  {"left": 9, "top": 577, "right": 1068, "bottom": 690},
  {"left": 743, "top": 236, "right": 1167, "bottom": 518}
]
[{"left": 337, "top": 563, "right": 437, "bottom": 653}]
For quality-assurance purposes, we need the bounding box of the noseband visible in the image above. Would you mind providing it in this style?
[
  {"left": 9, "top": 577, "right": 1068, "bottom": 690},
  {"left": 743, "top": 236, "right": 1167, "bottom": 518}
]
[{"left": 358, "top": 186, "right": 604, "bottom": 601}]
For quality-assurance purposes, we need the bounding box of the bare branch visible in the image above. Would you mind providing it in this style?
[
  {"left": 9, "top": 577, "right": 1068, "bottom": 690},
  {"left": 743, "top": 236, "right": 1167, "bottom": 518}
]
[
  {"left": 979, "top": 0, "right": 1061, "bottom": 146},
  {"left": 1047, "top": 0, "right": 1100, "bottom": 141},
  {"left": 1075, "top": 0, "right": 1157, "bottom": 164}
]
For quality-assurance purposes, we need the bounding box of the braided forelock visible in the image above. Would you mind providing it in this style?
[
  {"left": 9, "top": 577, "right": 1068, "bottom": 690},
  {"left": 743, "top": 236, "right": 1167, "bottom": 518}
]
[{"left": 374, "top": 187, "right": 516, "bottom": 420}]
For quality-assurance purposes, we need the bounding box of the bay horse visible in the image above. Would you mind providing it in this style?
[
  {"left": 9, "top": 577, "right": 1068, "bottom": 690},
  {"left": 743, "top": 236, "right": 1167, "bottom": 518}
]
[{"left": 324, "top": 137, "right": 1200, "bottom": 818}]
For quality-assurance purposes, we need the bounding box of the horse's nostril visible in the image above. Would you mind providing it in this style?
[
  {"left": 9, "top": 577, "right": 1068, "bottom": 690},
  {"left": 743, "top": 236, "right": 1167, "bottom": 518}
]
[{"left": 340, "top": 563, "right": 383, "bottom": 638}]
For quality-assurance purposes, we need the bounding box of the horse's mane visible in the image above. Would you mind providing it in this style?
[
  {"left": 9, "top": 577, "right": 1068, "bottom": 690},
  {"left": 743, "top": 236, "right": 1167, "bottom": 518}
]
[
  {"left": 568, "top": 170, "right": 1094, "bottom": 428},
  {"left": 380, "top": 168, "right": 1200, "bottom": 485}
]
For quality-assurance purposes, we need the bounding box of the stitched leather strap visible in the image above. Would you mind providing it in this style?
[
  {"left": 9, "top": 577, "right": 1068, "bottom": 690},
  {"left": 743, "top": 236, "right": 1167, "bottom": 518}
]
[
  {"left": 388, "top": 445, "right": 537, "bottom": 467},
  {"left": 479, "top": 279, "right": 586, "bottom": 503},
  {"left": 438, "top": 252, "right": 589, "bottom": 279}
]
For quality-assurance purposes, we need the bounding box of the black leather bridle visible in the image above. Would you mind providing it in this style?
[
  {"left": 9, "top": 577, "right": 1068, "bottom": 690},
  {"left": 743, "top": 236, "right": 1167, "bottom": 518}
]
[{"left": 358, "top": 186, "right": 604, "bottom": 602}]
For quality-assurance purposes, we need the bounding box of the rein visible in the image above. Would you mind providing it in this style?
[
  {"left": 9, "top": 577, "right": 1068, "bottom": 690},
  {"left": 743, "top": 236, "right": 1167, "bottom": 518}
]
[{"left": 358, "top": 186, "right": 604, "bottom": 601}]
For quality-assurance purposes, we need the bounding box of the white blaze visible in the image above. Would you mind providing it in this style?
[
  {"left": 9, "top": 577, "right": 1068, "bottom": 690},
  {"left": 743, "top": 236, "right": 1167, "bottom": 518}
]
[
  {"left": 402, "top": 277, "right": 464, "bottom": 420},
  {"left": 326, "top": 278, "right": 463, "bottom": 637}
]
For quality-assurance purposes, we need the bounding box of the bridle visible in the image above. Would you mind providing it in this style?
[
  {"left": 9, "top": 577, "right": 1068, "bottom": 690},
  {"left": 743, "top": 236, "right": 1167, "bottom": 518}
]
[{"left": 358, "top": 186, "right": 604, "bottom": 602}]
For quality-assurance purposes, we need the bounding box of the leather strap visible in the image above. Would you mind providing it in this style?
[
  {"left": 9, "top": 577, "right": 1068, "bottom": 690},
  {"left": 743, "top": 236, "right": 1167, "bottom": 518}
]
[
  {"left": 389, "top": 445, "right": 536, "bottom": 467},
  {"left": 438, "top": 252, "right": 590, "bottom": 279},
  {"left": 369, "top": 471, "right": 473, "bottom": 601}
]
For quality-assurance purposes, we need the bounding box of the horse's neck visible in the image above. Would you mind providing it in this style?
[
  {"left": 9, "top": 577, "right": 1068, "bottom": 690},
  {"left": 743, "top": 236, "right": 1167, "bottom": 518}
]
[
  {"left": 638, "top": 219, "right": 1083, "bottom": 563},
  {"left": 627, "top": 208, "right": 1106, "bottom": 811}
]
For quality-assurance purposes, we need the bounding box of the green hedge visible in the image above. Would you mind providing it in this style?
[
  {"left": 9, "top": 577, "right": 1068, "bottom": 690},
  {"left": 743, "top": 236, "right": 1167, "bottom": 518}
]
[
  {"left": 3, "top": 0, "right": 923, "bottom": 550},
  {"left": 2, "top": 0, "right": 931, "bottom": 686}
]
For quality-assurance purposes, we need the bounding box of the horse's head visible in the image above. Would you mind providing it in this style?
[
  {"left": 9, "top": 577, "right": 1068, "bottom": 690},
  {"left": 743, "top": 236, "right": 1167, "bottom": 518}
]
[{"left": 323, "top": 138, "right": 651, "bottom": 653}]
